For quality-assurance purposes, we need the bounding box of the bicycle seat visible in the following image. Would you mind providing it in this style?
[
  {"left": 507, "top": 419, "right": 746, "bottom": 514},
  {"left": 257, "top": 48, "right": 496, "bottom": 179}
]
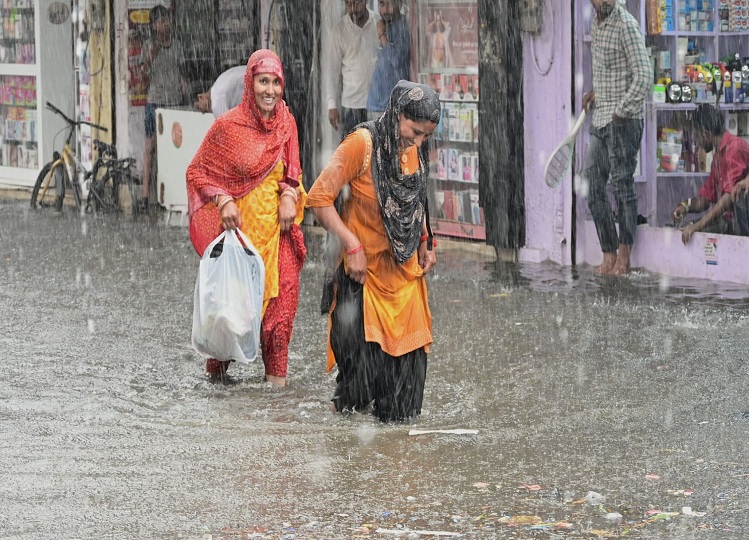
[{"left": 94, "top": 140, "right": 118, "bottom": 158}]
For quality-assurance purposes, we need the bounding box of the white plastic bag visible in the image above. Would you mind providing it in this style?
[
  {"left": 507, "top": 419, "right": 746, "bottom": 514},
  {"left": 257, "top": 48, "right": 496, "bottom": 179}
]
[{"left": 191, "top": 229, "right": 265, "bottom": 364}]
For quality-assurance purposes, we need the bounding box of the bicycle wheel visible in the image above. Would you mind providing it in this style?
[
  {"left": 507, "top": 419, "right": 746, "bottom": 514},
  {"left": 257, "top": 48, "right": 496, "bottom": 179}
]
[
  {"left": 115, "top": 158, "right": 140, "bottom": 217},
  {"left": 89, "top": 169, "right": 119, "bottom": 213},
  {"left": 70, "top": 169, "right": 82, "bottom": 213},
  {"left": 31, "top": 160, "right": 66, "bottom": 210},
  {"left": 121, "top": 167, "right": 140, "bottom": 217}
]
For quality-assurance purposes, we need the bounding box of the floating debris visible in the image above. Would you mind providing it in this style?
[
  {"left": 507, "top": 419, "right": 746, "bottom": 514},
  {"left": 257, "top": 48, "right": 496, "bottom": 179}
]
[
  {"left": 408, "top": 429, "right": 478, "bottom": 436},
  {"left": 374, "top": 528, "right": 462, "bottom": 537},
  {"left": 498, "top": 515, "right": 542, "bottom": 527}
]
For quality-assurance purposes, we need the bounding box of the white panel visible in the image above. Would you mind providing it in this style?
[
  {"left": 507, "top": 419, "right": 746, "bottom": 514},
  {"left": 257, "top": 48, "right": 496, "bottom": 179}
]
[
  {"left": 155, "top": 107, "right": 214, "bottom": 208},
  {"left": 38, "top": 0, "right": 74, "bottom": 167}
]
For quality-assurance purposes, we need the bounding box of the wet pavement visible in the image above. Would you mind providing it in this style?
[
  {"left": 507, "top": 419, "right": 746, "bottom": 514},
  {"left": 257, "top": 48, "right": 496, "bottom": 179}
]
[{"left": 1, "top": 197, "right": 749, "bottom": 539}]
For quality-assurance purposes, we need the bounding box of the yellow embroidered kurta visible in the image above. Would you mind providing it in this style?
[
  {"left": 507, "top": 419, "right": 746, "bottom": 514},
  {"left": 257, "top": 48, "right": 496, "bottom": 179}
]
[
  {"left": 306, "top": 129, "right": 432, "bottom": 371},
  {"left": 233, "top": 160, "right": 307, "bottom": 316}
]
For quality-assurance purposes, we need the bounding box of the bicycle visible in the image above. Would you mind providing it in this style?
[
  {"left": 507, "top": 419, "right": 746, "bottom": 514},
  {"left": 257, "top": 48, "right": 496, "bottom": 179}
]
[
  {"left": 30, "top": 102, "right": 108, "bottom": 212},
  {"left": 85, "top": 140, "right": 138, "bottom": 214}
]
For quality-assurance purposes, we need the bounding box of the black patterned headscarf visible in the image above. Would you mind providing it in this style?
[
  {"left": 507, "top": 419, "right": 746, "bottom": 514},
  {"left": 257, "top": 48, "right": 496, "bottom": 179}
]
[{"left": 359, "top": 80, "right": 441, "bottom": 265}]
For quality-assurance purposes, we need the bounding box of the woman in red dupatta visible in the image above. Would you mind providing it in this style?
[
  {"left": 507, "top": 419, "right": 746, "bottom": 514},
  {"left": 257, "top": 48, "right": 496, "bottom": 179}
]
[{"left": 186, "top": 49, "right": 307, "bottom": 387}]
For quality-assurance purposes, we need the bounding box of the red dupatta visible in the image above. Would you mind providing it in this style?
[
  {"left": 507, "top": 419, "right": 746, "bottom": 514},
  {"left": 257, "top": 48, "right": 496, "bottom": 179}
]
[{"left": 186, "top": 49, "right": 302, "bottom": 256}]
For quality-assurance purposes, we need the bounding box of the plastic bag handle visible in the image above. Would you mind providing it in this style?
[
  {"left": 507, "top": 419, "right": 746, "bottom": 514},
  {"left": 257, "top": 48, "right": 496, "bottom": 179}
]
[
  {"left": 230, "top": 228, "right": 255, "bottom": 250},
  {"left": 201, "top": 230, "right": 228, "bottom": 259},
  {"left": 202, "top": 229, "right": 256, "bottom": 258},
  {"left": 223, "top": 229, "right": 241, "bottom": 248}
]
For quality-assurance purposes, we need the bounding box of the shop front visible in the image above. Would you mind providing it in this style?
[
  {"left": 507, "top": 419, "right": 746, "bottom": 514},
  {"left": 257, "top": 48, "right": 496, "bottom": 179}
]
[
  {"left": 521, "top": 0, "right": 749, "bottom": 284},
  {"left": 0, "top": 0, "right": 76, "bottom": 188},
  {"left": 318, "top": 0, "right": 525, "bottom": 250},
  {"left": 113, "top": 0, "right": 520, "bottom": 244},
  {"left": 9, "top": 0, "right": 748, "bottom": 285},
  {"left": 27, "top": 0, "right": 525, "bottom": 255},
  {"left": 112, "top": 0, "right": 259, "bottom": 210}
]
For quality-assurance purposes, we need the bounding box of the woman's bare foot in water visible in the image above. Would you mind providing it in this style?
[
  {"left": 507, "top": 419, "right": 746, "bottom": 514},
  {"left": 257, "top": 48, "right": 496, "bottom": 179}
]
[{"left": 265, "top": 374, "right": 286, "bottom": 388}]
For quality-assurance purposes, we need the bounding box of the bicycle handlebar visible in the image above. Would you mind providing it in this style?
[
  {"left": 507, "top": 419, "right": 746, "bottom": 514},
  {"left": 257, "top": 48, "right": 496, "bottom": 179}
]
[{"left": 46, "top": 101, "right": 108, "bottom": 133}]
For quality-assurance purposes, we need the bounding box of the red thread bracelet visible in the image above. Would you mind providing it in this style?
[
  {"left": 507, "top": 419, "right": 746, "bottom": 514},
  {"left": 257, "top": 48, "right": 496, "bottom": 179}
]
[
  {"left": 345, "top": 244, "right": 363, "bottom": 255},
  {"left": 420, "top": 234, "right": 437, "bottom": 247}
]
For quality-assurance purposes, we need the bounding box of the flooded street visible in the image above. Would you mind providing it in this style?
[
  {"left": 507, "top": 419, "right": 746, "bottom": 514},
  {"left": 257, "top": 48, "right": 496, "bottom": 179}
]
[{"left": 1, "top": 198, "right": 748, "bottom": 539}]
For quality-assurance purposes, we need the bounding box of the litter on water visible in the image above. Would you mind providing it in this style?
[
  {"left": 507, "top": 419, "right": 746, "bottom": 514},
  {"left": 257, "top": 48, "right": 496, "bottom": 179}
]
[{"left": 408, "top": 429, "right": 479, "bottom": 436}]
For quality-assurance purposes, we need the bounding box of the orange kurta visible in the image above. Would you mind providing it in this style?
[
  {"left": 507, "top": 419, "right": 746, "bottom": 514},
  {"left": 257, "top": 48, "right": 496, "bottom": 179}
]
[{"left": 306, "top": 129, "right": 432, "bottom": 371}]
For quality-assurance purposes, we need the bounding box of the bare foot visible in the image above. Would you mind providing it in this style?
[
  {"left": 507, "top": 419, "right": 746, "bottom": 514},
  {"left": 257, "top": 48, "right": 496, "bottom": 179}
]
[
  {"left": 594, "top": 252, "right": 617, "bottom": 274},
  {"left": 265, "top": 374, "right": 286, "bottom": 388},
  {"left": 610, "top": 244, "right": 632, "bottom": 275},
  {"left": 609, "top": 262, "right": 630, "bottom": 275}
]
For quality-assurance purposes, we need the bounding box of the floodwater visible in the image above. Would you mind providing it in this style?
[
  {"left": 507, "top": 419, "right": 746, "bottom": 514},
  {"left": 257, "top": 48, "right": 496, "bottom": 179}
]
[{"left": 1, "top": 198, "right": 748, "bottom": 539}]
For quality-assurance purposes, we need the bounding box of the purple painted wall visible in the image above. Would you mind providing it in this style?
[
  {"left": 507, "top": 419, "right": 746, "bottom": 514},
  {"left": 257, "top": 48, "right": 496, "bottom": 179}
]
[{"left": 520, "top": 0, "right": 575, "bottom": 265}]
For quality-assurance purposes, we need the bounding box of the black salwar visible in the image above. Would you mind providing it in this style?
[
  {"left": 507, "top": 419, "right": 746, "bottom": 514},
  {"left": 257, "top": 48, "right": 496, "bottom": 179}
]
[{"left": 329, "top": 265, "right": 428, "bottom": 422}]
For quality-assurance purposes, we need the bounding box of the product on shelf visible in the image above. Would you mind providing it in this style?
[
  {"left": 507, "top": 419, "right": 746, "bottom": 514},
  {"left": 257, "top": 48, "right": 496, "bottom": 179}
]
[
  {"left": 0, "top": 6, "right": 36, "bottom": 65},
  {"left": 419, "top": 0, "right": 481, "bottom": 238},
  {"left": 0, "top": 74, "right": 38, "bottom": 169}
]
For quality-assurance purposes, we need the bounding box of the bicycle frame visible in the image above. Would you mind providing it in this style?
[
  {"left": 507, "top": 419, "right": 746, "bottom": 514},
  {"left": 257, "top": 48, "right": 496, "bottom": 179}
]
[
  {"left": 36, "top": 143, "right": 83, "bottom": 203},
  {"left": 62, "top": 143, "right": 88, "bottom": 198},
  {"left": 32, "top": 102, "right": 110, "bottom": 212}
]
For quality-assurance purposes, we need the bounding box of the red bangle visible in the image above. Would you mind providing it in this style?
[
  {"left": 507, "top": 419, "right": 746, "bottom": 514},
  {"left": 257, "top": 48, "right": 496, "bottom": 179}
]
[
  {"left": 345, "top": 244, "right": 363, "bottom": 255},
  {"left": 420, "top": 234, "right": 437, "bottom": 247}
]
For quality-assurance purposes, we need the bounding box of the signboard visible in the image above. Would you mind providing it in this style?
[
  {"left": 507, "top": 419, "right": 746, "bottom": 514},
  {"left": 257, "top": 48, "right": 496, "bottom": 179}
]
[
  {"left": 420, "top": 1, "right": 478, "bottom": 71},
  {"left": 127, "top": 1, "right": 174, "bottom": 106},
  {"left": 128, "top": 0, "right": 171, "bottom": 8},
  {"left": 127, "top": 9, "right": 149, "bottom": 107},
  {"left": 48, "top": 2, "right": 71, "bottom": 24}
]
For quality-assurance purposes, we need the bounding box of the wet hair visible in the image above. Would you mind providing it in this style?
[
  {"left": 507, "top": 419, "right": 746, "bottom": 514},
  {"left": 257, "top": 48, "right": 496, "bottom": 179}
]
[
  {"left": 151, "top": 5, "right": 169, "bottom": 24},
  {"left": 691, "top": 104, "right": 725, "bottom": 136}
]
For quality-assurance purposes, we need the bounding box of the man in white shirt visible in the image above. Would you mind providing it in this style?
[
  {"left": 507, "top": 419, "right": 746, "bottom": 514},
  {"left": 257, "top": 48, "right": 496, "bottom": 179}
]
[
  {"left": 194, "top": 65, "right": 246, "bottom": 117},
  {"left": 325, "top": 0, "right": 379, "bottom": 138}
]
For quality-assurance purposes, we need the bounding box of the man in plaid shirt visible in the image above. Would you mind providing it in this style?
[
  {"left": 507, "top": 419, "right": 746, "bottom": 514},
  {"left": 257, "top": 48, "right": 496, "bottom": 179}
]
[{"left": 583, "top": 0, "right": 650, "bottom": 275}]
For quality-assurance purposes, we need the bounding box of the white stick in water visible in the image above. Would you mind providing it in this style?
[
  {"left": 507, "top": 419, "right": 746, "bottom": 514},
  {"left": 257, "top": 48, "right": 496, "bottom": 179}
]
[{"left": 408, "top": 429, "right": 478, "bottom": 436}]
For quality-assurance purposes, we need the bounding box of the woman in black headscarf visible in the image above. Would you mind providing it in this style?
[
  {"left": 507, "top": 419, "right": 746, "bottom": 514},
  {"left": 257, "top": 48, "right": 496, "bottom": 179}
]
[{"left": 307, "top": 80, "right": 441, "bottom": 422}]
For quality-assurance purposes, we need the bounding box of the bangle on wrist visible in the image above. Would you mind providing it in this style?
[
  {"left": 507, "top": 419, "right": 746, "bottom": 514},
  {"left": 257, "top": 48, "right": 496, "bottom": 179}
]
[
  {"left": 420, "top": 234, "right": 437, "bottom": 248},
  {"left": 345, "top": 244, "right": 363, "bottom": 255},
  {"left": 217, "top": 196, "right": 233, "bottom": 210},
  {"left": 281, "top": 187, "right": 298, "bottom": 200}
]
